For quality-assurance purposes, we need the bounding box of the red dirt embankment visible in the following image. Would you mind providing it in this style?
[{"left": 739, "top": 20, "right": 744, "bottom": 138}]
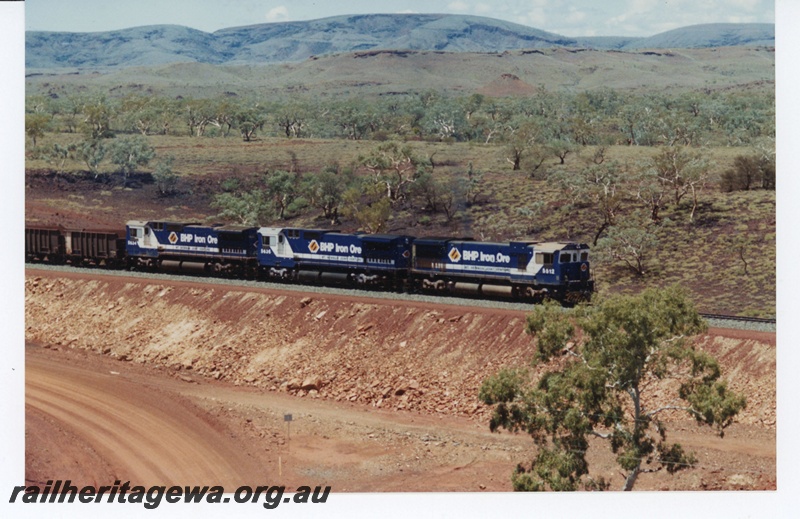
[
  {"left": 25, "top": 271, "right": 539, "bottom": 420},
  {"left": 24, "top": 270, "right": 776, "bottom": 426},
  {"left": 24, "top": 269, "right": 776, "bottom": 490}
]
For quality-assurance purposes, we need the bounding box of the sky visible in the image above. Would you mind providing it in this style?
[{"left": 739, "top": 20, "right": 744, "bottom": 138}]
[{"left": 25, "top": 0, "right": 775, "bottom": 37}]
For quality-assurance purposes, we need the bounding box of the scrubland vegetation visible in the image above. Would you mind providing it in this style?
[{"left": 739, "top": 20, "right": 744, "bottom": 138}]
[{"left": 25, "top": 85, "right": 775, "bottom": 316}]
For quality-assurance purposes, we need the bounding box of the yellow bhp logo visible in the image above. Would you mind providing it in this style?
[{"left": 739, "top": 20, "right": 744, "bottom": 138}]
[{"left": 448, "top": 247, "right": 461, "bottom": 262}]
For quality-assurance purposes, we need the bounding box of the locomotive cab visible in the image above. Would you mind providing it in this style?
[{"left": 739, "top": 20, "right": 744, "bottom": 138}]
[
  {"left": 557, "top": 248, "right": 591, "bottom": 282},
  {"left": 554, "top": 244, "right": 594, "bottom": 302},
  {"left": 126, "top": 220, "right": 158, "bottom": 257}
]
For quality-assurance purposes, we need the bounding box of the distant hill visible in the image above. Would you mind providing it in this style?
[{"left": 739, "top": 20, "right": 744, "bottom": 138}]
[
  {"left": 25, "top": 46, "right": 775, "bottom": 101},
  {"left": 620, "top": 23, "right": 775, "bottom": 50},
  {"left": 25, "top": 14, "right": 774, "bottom": 70}
]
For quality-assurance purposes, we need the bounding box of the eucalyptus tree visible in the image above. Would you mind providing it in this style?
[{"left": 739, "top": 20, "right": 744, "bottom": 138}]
[
  {"left": 152, "top": 155, "right": 179, "bottom": 196},
  {"left": 341, "top": 180, "right": 392, "bottom": 234},
  {"left": 634, "top": 166, "right": 668, "bottom": 224},
  {"left": 595, "top": 217, "right": 660, "bottom": 276},
  {"left": 420, "top": 96, "right": 468, "bottom": 141},
  {"left": 26, "top": 94, "right": 50, "bottom": 115},
  {"left": 46, "top": 143, "right": 77, "bottom": 174},
  {"left": 120, "top": 95, "right": 173, "bottom": 136},
  {"left": 479, "top": 286, "right": 745, "bottom": 491},
  {"left": 331, "top": 99, "right": 377, "bottom": 140},
  {"left": 51, "top": 95, "right": 87, "bottom": 134},
  {"left": 80, "top": 96, "right": 115, "bottom": 140},
  {"left": 547, "top": 138, "right": 578, "bottom": 165},
  {"left": 25, "top": 113, "right": 50, "bottom": 148},
  {"left": 274, "top": 101, "right": 311, "bottom": 138},
  {"left": 501, "top": 116, "right": 548, "bottom": 173},
  {"left": 411, "top": 170, "right": 465, "bottom": 222},
  {"left": 359, "top": 141, "right": 431, "bottom": 203},
  {"left": 720, "top": 153, "right": 775, "bottom": 192},
  {"left": 212, "top": 190, "right": 274, "bottom": 226},
  {"left": 463, "top": 161, "right": 485, "bottom": 206},
  {"left": 552, "top": 161, "right": 627, "bottom": 245},
  {"left": 184, "top": 98, "right": 215, "bottom": 137},
  {"left": 208, "top": 99, "right": 237, "bottom": 137},
  {"left": 303, "top": 164, "right": 356, "bottom": 224},
  {"left": 76, "top": 139, "right": 107, "bottom": 179},
  {"left": 234, "top": 104, "right": 267, "bottom": 142},
  {"left": 375, "top": 96, "right": 425, "bottom": 139},
  {"left": 108, "top": 136, "right": 155, "bottom": 183},
  {"left": 650, "top": 146, "right": 709, "bottom": 221},
  {"left": 264, "top": 169, "right": 305, "bottom": 219}
]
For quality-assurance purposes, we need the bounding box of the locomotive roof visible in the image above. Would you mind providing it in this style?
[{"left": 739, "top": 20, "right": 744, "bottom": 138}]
[
  {"left": 534, "top": 242, "right": 590, "bottom": 252},
  {"left": 360, "top": 234, "right": 411, "bottom": 242},
  {"left": 412, "top": 237, "right": 475, "bottom": 246},
  {"left": 213, "top": 225, "right": 259, "bottom": 232},
  {"left": 257, "top": 227, "right": 340, "bottom": 235},
  {"left": 131, "top": 222, "right": 587, "bottom": 250},
  {"left": 411, "top": 238, "right": 589, "bottom": 252},
  {"left": 126, "top": 221, "right": 259, "bottom": 234},
  {"left": 127, "top": 220, "right": 203, "bottom": 227}
]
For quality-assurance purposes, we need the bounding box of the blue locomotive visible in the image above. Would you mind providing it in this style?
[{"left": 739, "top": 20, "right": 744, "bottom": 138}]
[
  {"left": 411, "top": 237, "right": 592, "bottom": 303},
  {"left": 256, "top": 227, "right": 413, "bottom": 289},
  {"left": 125, "top": 220, "right": 259, "bottom": 275},
  {"left": 26, "top": 219, "right": 594, "bottom": 304}
]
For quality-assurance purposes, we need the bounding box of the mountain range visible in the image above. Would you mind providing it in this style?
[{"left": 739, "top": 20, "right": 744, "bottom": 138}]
[{"left": 26, "top": 14, "right": 774, "bottom": 70}]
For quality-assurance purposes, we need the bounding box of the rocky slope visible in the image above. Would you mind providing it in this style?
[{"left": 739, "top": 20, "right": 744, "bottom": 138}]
[{"left": 24, "top": 270, "right": 776, "bottom": 428}]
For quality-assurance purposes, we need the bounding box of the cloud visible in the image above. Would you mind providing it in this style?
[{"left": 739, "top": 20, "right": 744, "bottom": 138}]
[
  {"left": 448, "top": 1, "right": 469, "bottom": 12},
  {"left": 517, "top": 8, "right": 547, "bottom": 28},
  {"left": 265, "top": 6, "right": 289, "bottom": 23},
  {"left": 565, "top": 6, "right": 588, "bottom": 25}
]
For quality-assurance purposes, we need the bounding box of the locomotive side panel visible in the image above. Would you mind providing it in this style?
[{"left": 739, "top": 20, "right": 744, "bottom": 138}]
[
  {"left": 411, "top": 239, "right": 518, "bottom": 282},
  {"left": 410, "top": 237, "right": 593, "bottom": 302},
  {"left": 257, "top": 228, "right": 413, "bottom": 288},
  {"left": 125, "top": 221, "right": 259, "bottom": 275}
]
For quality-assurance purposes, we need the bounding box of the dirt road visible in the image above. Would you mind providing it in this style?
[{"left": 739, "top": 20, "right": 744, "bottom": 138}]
[
  {"left": 26, "top": 347, "right": 269, "bottom": 488},
  {"left": 25, "top": 342, "right": 776, "bottom": 492}
]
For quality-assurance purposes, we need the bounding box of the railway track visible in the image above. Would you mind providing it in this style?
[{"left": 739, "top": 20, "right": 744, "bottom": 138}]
[{"left": 699, "top": 313, "right": 776, "bottom": 325}]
